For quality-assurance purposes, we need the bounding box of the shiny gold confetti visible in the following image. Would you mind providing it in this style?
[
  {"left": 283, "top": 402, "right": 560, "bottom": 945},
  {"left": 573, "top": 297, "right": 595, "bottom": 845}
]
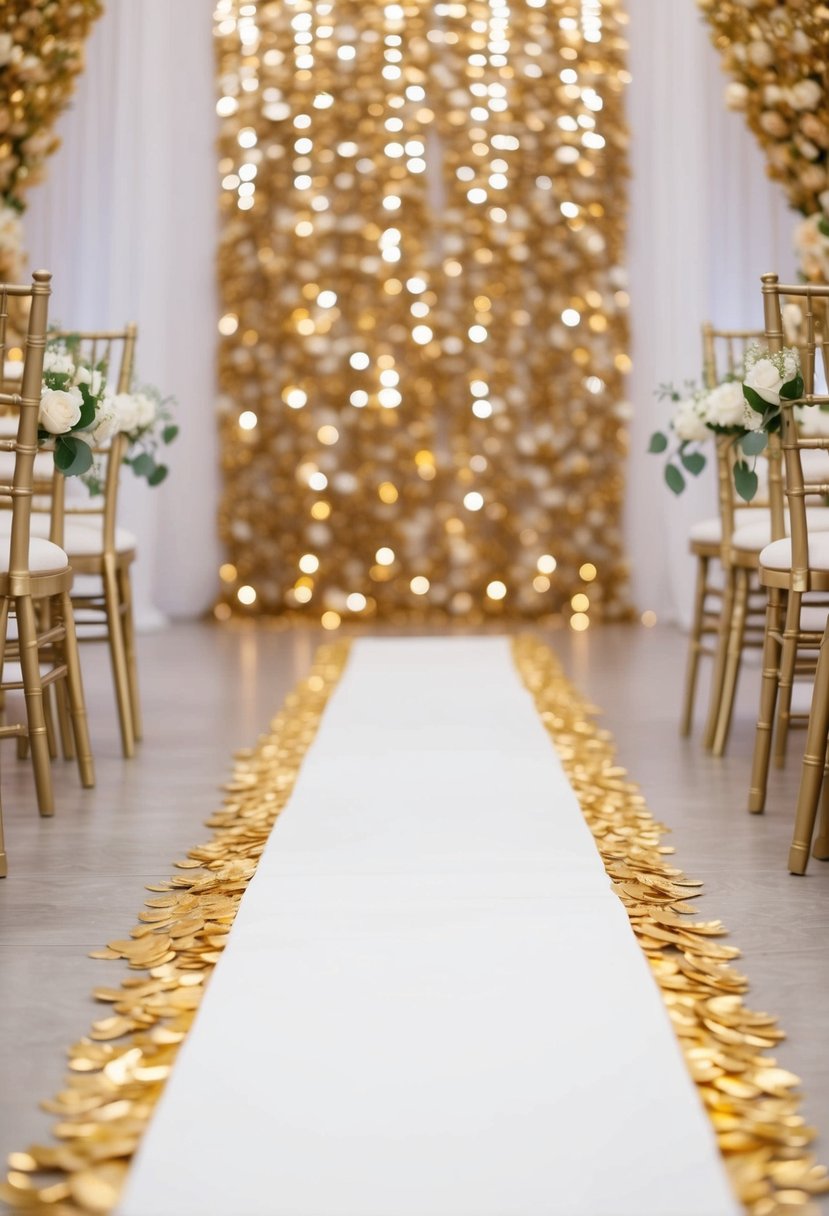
[
  {"left": 512, "top": 634, "right": 828, "bottom": 1216},
  {"left": 1, "top": 642, "right": 351, "bottom": 1214},
  {"left": 213, "top": 1, "right": 633, "bottom": 626}
]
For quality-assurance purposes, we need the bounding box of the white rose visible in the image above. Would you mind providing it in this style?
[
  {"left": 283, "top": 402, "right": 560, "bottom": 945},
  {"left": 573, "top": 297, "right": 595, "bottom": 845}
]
[
  {"left": 0, "top": 34, "right": 12, "bottom": 68},
  {"left": 74, "top": 365, "right": 105, "bottom": 397},
  {"left": 792, "top": 29, "right": 812, "bottom": 55},
  {"left": 672, "top": 397, "right": 709, "bottom": 443},
  {"left": 132, "top": 392, "right": 157, "bottom": 430},
  {"left": 111, "top": 392, "right": 140, "bottom": 434},
  {"left": 42, "top": 350, "right": 75, "bottom": 377},
  {"left": 704, "top": 381, "right": 746, "bottom": 428},
  {"left": 744, "top": 357, "right": 784, "bottom": 405},
  {"left": 39, "top": 386, "right": 83, "bottom": 434},
  {"left": 789, "top": 79, "right": 822, "bottom": 111}
]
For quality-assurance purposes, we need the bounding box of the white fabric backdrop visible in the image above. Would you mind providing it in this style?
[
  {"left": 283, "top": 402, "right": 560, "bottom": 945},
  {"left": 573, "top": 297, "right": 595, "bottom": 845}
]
[
  {"left": 22, "top": 0, "right": 795, "bottom": 623},
  {"left": 23, "top": 0, "right": 220, "bottom": 625}
]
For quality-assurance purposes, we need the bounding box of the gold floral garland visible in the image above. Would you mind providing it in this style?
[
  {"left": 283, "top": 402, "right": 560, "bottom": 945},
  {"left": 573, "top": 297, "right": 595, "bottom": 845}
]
[
  {"left": 2, "top": 635, "right": 827, "bottom": 1213},
  {"left": 699, "top": 0, "right": 829, "bottom": 218},
  {"left": 699, "top": 1, "right": 829, "bottom": 282},
  {"left": 0, "top": 1, "right": 103, "bottom": 282}
]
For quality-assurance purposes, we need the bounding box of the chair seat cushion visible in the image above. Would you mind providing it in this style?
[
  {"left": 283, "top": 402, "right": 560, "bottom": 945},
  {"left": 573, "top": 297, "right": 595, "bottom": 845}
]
[
  {"left": 25, "top": 515, "right": 137, "bottom": 556},
  {"left": 688, "top": 509, "right": 766, "bottom": 545},
  {"left": 732, "top": 506, "right": 829, "bottom": 552},
  {"left": 0, "top": 534, "right": 69, "bottom": 575},
  {"left": 760, "top": 532, "right": 829, "bottom": 573}
]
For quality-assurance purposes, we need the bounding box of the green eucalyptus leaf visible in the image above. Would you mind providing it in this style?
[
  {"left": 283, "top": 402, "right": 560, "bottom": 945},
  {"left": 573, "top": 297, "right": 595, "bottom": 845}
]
[
  {"left": 130, "top": 452, "right": 155, "bottom": 479},
  {"left": 147, "top": 464, "right": 169, "bottom": 487},
  {"left": 648, "top": 431, "right": 668, "bottom": 454},
  {"left": 679, "top": 449, "right": 706, "bottom": 476},
  {"left": 54, "top": 436, "right": 93, "bottom": 477},
  {"left": 162, "top": 424, "right": 179, "bottom": 445},
  {"left": 733, "top": 459, "right": 759, "bottom": 503},
  {"left": 740, "top": 431, "right": 768, "bottom": 456},
  {"left": 664, "top": 463, "right": 685, "bottom": 495}
]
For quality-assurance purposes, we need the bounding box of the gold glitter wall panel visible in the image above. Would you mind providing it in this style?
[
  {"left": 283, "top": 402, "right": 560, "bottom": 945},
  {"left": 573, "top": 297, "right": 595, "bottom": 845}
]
[{"left": 214, "top": 0, "right": 632, "bottom": 627}]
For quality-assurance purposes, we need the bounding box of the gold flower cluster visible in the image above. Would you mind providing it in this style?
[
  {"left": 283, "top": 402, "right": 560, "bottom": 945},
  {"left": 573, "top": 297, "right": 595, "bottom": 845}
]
[
  {"left": 0, "top": 0, "right": 103, "bottom": 281},
  {"left": 699, "top": 0, "right": 829, "bottom": 219},
  {"left": 214, "top": 0, "right": 633, "bottom": 629}
]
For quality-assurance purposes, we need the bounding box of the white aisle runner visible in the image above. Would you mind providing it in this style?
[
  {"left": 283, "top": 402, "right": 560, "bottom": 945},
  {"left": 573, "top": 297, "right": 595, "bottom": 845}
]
[{"left": 119, "top": 638, "right": 739, "bottom": 1216}]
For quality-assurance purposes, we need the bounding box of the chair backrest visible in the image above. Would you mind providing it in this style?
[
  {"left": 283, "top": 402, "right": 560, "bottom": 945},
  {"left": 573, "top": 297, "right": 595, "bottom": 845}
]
[
  {"left": 47, "top": 326, "right": 137, "bottom": 555},
  {"left": 762, "top": 274, "right": 829, "bottom": 591},
  {"left": 701, "top": 323, "right": 768, "bottom": 551},
  {"left": 0, "top": 271, "right": 51, "bottom": 589}
]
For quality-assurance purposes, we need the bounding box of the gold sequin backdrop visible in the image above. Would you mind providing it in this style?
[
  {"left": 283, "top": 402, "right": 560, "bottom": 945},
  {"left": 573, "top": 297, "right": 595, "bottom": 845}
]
[{"left": 214, "top": 0, "right": 632, "bottom": 628}]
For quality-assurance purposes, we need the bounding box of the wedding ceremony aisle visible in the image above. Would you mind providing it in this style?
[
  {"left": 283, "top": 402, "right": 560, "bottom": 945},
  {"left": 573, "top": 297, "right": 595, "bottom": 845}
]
[{"left": 1, "top": 624, "right": 827, "bottom": 1215}]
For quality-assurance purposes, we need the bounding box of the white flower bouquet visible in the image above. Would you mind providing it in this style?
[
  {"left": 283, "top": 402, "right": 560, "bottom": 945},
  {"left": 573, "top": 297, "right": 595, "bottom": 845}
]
[
  {"left": 649, "top": 377, "right": 747, "bottom": 496},
  {"left": 649, "top": 342, "right": 805, "bottom": 501},
  {"left": 39, "top": 335, "right": 177, "bottom": 489}
]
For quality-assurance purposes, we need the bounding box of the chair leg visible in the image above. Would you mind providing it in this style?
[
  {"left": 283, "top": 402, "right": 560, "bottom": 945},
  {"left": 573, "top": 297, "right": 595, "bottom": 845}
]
[
  {"left": 748, "top": 587, "right": 784, "bottom": 814},
  {"left": 59, "top": 591, "right": 95, "bottom": 789},
  {"left": 38, "top": 600, "right": 59, "bottom": 761},
  {"left": 42, "top": 683, "right": 58, "bottom": 761},
  {"left": 680, "top": 555, "right": 710, "bottom": 737},
  {"left": 118, "top": 563, "right": 142, "bottom": 742},
  {"left": 712, "top": 567, "right": 750, "bottom": 757},
  {"left": 16, "top": 595, "right": 55, "bottom": 817},
  {"left": 703, "top": 566, "right": 736, "bottom": 750},
  {"left": 813, "top": 767, "right": 829, "bottom": 861},
  {"left": 773, "top": 590, "right": 802, "bottom": 771},
  {"left": 788, "top": 618, "right": 829, "bottom": 874},
  {"left": 103, "top": 558, "right": 135, "bottom": 758},
  {"left": 55, "top": 675, "right": 76, "bottom": 761}
]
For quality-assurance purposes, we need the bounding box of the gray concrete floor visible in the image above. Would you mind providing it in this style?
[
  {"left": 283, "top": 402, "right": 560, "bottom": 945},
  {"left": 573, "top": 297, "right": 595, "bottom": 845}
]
[{"left": 0, "top": 619, "right": 827, "bottom": 1211}]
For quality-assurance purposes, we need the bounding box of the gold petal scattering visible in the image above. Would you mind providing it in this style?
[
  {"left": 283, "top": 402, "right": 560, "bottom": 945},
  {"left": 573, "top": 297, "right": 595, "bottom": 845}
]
[
  {"left": 698, "top": 0, "right": 829, "bottom": 219},
  {"left": 513, "top": 634, "right": 829, "bottom": 1216},
  {"left": 0, "top": 641, "right": 352, "bottom": 1216},
  {"left": 0, "top": 0, "right": 103, "bottom": 281},
  {"left": 213, "top": 0, "right": 633, "bottom": 630}
]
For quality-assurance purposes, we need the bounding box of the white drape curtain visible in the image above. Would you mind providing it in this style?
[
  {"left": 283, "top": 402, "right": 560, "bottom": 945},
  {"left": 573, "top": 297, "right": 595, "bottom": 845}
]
[
  {"left": 24, "top": 0, "right": 220, "bottom": 625},
  {"left": 23, "top": 0, "right": 795, "bottom": 624}
]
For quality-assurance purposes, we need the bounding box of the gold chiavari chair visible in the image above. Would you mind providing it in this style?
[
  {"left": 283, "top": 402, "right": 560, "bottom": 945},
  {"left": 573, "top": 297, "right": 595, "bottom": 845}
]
[
  {"left": 705, "top": 315, "right": 829, "bottom": 756},
  {"left": 681, "top": 324, "right": 767, "bottom": 741},
  {"left": 0, "top": 272, "right": 94, "bottom": 862},
  {"left": 38, "top": 326, "right": 140, "bottom": 759},
  {"left": 746, "top": 274, "right": 829, "bottom": 867}
]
